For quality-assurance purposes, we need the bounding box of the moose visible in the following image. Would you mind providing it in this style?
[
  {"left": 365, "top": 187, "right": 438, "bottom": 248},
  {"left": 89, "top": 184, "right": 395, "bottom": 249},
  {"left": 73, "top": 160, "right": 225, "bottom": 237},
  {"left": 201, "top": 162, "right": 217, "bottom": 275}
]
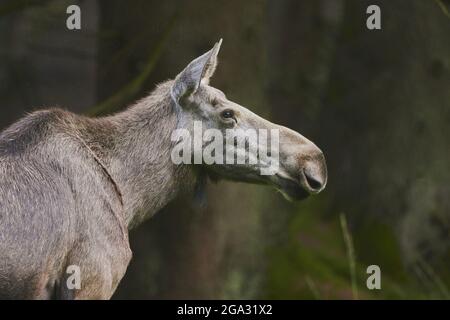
[{"left": 0, "top": 40, "right": 327, "bottom": 299}]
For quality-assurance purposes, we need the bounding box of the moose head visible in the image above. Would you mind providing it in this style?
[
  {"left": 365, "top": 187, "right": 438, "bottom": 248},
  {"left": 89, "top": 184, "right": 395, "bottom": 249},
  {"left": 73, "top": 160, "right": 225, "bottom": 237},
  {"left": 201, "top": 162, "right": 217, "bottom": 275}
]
[{"left": 170, "top": 40, "right": 327, "bottom": 200}]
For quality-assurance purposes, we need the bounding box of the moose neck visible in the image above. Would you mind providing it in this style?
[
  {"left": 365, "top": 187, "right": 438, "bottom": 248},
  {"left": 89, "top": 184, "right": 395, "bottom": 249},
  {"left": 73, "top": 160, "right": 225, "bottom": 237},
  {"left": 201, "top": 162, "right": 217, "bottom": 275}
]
[{"left": 105, "top": 81, "right": 197, "bottom": 229}]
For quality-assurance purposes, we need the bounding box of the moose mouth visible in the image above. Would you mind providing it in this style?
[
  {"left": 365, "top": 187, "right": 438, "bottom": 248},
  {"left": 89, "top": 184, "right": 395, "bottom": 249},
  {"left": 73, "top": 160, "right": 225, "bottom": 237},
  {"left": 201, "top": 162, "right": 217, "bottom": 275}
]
[
  {"left": 274, "top": 172, "right": 312, "bottom": 201},
  {"left": 274, "top": 167, "right": 326, "bottom": 201}
]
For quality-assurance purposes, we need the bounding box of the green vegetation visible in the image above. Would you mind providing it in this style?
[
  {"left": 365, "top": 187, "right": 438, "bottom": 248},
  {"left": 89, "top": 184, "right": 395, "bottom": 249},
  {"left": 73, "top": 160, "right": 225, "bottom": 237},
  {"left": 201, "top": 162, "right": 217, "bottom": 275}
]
[{"left": 265, "top": 196, "right": 448, "bottom": 299}]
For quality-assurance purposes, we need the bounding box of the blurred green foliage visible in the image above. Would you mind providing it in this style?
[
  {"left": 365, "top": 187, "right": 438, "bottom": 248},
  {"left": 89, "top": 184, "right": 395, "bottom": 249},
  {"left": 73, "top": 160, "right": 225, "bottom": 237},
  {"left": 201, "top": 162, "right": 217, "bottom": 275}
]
[{"left": 266, "top": 196, "right": 448, "bottom": 299}]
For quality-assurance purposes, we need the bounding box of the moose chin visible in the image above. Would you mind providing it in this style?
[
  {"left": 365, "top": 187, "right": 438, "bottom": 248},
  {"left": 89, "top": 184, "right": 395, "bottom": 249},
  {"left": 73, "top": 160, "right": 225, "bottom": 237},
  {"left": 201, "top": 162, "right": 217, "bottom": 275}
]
[{"left": 0, "top": 39, "right": 327, "bottom": 299}]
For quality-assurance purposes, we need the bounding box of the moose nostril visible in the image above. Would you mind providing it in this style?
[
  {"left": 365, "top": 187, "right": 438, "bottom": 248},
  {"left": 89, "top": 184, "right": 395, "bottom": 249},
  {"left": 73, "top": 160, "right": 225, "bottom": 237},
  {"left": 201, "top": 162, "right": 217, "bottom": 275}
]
[{"left": 303, "top": 170, "right": 323, "bottom": 190}]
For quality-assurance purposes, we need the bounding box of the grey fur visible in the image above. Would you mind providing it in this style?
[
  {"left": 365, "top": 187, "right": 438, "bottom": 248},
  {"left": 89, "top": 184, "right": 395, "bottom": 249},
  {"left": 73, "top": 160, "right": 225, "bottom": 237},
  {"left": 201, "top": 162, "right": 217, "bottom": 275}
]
[{"left": 0, "top": 41, "right": 326, "bottom": 299}]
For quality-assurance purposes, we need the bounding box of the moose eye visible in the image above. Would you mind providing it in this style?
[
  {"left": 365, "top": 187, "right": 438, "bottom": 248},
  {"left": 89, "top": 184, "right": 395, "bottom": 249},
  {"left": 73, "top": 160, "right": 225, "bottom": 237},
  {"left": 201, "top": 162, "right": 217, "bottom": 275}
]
[{"left": 221, "top": 109, "right": 234, "bottom": 119}]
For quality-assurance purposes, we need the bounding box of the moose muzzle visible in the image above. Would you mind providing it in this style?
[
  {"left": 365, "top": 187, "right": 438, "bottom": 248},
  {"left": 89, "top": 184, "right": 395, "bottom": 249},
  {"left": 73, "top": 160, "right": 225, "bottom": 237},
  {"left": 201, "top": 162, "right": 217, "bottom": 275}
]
[{"left": 273, "top": 126, "right": 327, "bottom": 200}]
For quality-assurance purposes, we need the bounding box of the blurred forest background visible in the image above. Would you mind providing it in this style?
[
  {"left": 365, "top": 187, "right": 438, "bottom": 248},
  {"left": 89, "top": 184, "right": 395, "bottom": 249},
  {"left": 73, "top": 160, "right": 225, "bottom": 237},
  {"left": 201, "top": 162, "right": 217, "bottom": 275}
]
[{"left": 0, "top": 0, "right": 449, "bottom": 299}]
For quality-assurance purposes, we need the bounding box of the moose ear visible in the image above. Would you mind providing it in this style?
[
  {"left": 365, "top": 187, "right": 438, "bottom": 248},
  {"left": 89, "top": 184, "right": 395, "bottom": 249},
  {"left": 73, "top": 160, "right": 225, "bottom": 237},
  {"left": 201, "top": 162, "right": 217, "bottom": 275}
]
[{"left": 171, "top": 39, "right": 222, "bottom": 104}]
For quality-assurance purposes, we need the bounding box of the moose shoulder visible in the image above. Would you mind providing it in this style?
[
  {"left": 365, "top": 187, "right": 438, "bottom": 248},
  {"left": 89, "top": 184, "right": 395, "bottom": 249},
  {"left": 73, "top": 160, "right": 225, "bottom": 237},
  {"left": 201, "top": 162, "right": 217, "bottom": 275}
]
[{"left": 0, "top": 40, "right": 326, "bottom": 299}]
